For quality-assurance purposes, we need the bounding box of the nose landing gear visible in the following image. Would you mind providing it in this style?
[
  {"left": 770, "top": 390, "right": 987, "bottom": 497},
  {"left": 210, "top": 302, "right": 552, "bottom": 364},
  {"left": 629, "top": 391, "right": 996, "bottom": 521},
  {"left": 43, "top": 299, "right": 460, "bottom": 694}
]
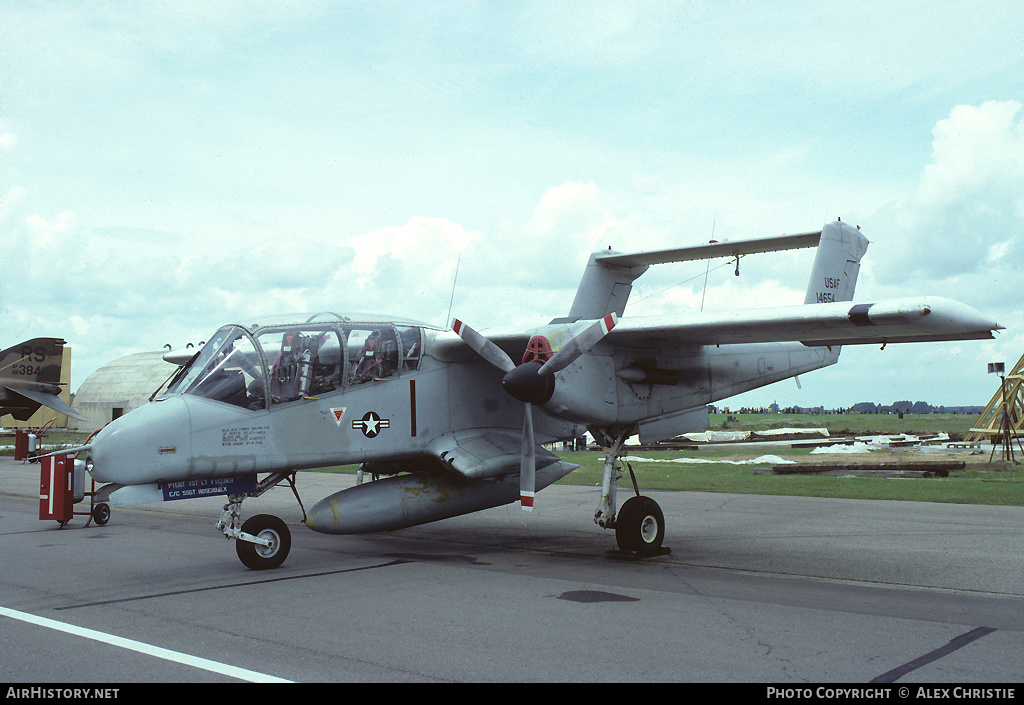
[
  {"left": 234, "top": 514, "right": 291, "bottom": 570},
  {"left": 218, "top": 471, "right": 305, "bottom": 570}
]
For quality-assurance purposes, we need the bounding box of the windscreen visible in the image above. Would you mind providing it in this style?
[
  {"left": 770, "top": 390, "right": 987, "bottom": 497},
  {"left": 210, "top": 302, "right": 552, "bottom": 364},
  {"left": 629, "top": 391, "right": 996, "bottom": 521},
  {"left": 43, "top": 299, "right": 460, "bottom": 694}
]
[{"left": 163, "top": 327, "right": 267, "bottom": 410}]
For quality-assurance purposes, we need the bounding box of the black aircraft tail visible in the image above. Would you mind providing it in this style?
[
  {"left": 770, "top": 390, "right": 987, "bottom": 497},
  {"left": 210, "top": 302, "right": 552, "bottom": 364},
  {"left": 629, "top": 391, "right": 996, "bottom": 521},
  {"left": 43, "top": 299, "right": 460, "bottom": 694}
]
[
  {"left": 0, "top": 338, "right": 84, "bottom": 421},
  {"left": 0, "top": 338, "right": 67, "bottom": 385}
]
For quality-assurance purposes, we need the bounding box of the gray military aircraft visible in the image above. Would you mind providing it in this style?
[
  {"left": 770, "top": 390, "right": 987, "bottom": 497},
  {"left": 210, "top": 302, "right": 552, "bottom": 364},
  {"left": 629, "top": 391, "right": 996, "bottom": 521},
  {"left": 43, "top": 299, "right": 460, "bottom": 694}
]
[
  {"left": 0, "top": 338, "right": 84, "bottom": 422},
  {"left": 58, "top": 220, "right": 1001, "bottom": 569}
]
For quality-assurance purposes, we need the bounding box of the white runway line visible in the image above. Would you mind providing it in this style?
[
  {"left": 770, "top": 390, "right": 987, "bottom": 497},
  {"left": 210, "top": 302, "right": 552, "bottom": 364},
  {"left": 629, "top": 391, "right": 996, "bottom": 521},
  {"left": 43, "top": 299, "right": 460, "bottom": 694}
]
[{"left": 0, "top": 606, "right": 293, "bottom": 683}]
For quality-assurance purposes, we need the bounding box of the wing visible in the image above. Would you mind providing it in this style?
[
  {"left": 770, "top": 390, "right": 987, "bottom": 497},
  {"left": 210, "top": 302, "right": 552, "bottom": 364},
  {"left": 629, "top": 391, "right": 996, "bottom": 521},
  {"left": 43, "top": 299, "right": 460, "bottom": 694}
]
[
  {"left": 431, "top": 328, "right": 530, "bottom": 364},
  {"left": 606, "top": 297, "right": 1001, "bottom": 349}
]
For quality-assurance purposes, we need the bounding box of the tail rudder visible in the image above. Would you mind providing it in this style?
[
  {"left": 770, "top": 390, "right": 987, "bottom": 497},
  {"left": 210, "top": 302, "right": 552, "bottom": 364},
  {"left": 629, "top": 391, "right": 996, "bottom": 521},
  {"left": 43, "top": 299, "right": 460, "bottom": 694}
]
[
  {"left": 804, "top": 220, "right": 869, "bottom": 305},
  {"left": 0, "top": 338, "right": 68, "bottom": 385}
]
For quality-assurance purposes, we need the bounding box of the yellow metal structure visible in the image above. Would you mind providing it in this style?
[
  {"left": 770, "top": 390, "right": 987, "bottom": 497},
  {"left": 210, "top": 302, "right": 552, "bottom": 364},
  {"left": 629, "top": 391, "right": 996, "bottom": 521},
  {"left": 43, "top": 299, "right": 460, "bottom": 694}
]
[{"left": 966, "top": 353, "right": 1024, "bottom": 455}]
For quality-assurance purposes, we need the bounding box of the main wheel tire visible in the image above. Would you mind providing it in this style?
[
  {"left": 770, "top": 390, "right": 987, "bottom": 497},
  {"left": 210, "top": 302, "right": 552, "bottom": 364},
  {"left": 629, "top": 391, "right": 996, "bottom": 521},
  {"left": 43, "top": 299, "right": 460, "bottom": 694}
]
[
  {"left": 614, "top": 496, "right": 665, "bottom": 556},
  {"left": 92, "top": 503, "right": 111, "bottom": 526},
  {"left": 235, "top": 514, "right": 291, "bottom": 570}
]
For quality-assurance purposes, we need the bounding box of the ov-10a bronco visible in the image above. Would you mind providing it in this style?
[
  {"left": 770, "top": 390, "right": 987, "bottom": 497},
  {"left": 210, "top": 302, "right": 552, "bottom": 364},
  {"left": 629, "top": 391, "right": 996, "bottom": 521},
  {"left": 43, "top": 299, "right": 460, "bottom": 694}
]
[{"left": 59, "top": 220, "right": 1001, "bottom": 568}]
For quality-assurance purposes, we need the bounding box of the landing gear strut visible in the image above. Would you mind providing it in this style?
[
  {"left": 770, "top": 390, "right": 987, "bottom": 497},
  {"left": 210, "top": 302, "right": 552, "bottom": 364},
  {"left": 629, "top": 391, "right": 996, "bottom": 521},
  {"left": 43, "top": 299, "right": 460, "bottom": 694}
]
[
  {"left": 591, "top": 426, "right": 670, "bottom": 559},
  {"left": 217, "top": 471, "right": 305, "bottom": 570}
]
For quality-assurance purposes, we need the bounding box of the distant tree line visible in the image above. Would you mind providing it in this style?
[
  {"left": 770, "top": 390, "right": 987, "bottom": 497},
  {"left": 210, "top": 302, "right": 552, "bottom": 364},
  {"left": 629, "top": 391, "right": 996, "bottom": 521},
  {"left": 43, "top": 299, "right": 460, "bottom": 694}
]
[
  {"left": 710, "top": 401, "right": 984, "bottom": 415},
  {"left": 847, "top": 401, "right": 984, "bottom": 415}
]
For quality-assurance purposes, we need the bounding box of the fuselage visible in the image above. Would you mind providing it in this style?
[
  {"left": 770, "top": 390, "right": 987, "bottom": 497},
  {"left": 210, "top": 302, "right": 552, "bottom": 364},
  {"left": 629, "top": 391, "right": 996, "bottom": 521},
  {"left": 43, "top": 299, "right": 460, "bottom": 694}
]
[{"left": 87, "top": 312, "right": 838, "bottom": 486}]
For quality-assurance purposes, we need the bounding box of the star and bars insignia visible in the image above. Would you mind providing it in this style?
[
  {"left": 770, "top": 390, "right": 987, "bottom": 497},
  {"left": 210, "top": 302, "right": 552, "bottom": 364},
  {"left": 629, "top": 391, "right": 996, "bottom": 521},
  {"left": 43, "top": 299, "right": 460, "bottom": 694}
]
[{"left": 352, "top": 411, "right": 390, "bottom": 438}]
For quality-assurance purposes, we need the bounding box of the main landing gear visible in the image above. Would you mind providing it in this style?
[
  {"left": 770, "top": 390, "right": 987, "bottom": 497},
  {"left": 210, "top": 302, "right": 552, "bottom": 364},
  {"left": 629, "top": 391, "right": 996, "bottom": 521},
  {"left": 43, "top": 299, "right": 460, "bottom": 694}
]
[
  {"left": 592, "top": 427, "right": 670, "bottom": 559},
  {"left": 218, "top": 471, "right": 306, "bottom": 570}
]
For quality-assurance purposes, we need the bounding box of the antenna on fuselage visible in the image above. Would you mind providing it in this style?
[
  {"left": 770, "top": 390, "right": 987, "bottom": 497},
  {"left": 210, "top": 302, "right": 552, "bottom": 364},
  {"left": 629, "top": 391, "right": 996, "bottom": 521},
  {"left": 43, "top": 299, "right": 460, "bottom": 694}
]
[
  {"left": 446, "top": 254, "right": 462, "bottom": 328},
  {"left": 700, "top": 220, "right": 717, "bottom": 312}
]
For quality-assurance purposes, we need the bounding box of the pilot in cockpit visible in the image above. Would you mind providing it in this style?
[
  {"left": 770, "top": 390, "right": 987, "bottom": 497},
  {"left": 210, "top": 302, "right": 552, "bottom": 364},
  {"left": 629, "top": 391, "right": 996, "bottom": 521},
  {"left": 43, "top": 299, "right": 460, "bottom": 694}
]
[
  {"left": 353, "top": 331, "right": 383, "bottom": 383},
  {"left": 350, "top": 328, "right": 399, "bottom": 384}
]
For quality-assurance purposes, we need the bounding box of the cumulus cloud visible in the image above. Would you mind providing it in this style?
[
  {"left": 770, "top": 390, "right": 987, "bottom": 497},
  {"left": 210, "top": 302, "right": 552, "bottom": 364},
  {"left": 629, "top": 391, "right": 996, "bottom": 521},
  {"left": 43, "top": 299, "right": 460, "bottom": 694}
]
[
  {"left": 517, "top": 181, "right": 635, "bottom": 263},
  {"left": 846, "top": 101, "right": 1024, "bottom": 407},
  {"left": 0, "top": 186, "right": 27, "bottom": 223},
  {"left": 876, "top": 100, "right": 1024, "bottom": 283},
  {"left": 527, "top": 181, "right": 606, "bottom": 234},
  {"left": 25, "top": 210, "right": 81, "bottom": 245},
  {"left": 917, "top": 101, "right": 1024, "bottom": 204},
  {"left": 347, "top": 216, "right": 478, "bottom": 292},
  {"left": 517, "top": 2, "right": 657, "bottom": 67},
  {"left": 445, "top": 181, "right": 676, "bottom": 327}
]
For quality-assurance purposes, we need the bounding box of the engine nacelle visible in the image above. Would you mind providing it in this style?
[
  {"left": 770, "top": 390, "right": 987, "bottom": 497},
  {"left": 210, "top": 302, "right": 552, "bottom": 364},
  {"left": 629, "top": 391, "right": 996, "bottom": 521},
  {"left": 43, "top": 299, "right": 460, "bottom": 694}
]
[
  {"left": 305, "top": 459, "right": 577, "bottom": 534},
  {"left": 541, "top": 355, "right": 618, "bottom": 425}
]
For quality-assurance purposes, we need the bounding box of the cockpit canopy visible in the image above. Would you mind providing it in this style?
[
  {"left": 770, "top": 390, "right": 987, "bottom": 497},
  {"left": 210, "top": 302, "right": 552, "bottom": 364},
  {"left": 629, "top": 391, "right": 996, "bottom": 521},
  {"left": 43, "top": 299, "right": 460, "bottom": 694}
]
[{"left": 161, "top": 313, "right": 430, "bottom": 409}]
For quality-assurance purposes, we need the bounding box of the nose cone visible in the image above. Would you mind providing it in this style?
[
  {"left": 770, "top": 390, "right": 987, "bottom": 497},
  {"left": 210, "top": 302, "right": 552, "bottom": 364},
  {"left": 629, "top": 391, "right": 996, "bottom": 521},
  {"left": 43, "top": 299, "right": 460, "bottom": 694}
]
[
  {"left": 89, "top": 396, "right": 192, "bottom": 484},
  {"left": 502, "top": 360, "right": 555, "bottom": 405}
]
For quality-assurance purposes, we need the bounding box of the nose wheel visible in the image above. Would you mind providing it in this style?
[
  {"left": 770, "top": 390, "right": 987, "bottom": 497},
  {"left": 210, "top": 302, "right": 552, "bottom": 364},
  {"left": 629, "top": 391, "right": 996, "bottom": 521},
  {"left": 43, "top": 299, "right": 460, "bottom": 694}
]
[
  {"left": 235, "top": 514, "right": 291, "bottom": 570},
  {"left": 218, "top": 472, "right": 305, "bottom": 570}
]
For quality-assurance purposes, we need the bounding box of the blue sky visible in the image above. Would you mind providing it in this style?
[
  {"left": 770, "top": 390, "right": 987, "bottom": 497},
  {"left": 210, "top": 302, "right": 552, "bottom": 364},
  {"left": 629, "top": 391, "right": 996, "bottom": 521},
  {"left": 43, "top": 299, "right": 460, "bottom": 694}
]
[{"left": 2, "top": 1, "right": 1022, "bottom": 410}]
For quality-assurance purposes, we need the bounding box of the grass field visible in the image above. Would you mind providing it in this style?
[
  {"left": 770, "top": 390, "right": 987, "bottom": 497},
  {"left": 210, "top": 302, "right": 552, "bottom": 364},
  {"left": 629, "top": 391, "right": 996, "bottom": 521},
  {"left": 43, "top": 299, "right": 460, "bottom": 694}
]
[
  {"left": 553, "top": 447, "right": 1024, "bottom": 506},
  {"left": 552, "top": 413, "right": 1023, "bottom": 506}
]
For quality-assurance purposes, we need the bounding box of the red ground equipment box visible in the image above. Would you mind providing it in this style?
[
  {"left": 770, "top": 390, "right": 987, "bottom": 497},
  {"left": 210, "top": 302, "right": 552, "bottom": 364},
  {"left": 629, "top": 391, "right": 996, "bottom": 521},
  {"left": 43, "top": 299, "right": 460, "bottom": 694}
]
[
  {"left": 14, "top": 430, "right": 29, "bottom": 461},
  {"left": 39, "top": 454, "right": 74, "bottom": 524}
]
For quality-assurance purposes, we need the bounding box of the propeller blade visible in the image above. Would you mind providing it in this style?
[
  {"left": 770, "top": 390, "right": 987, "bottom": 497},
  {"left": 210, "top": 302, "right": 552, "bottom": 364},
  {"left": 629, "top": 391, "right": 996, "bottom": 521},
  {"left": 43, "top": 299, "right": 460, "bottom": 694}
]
[
  {"left": 520, "top": 403, "right": 535, "bottom": 511},
  {"left": 458, "top": 314, "right": 618, "bottom": 513},
  {"left": 537, "top": 313, "right": 617, "bottom": 376},
  {"left": 452, "top": 319, "right": 516, "bottom": 373}
]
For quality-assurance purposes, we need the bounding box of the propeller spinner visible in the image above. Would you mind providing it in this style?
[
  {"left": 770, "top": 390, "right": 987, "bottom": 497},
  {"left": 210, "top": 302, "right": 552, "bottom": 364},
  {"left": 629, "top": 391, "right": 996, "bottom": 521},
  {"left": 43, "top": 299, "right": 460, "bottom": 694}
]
[{"left": 452, "top": 314, "right": 617, "bottom": 510}]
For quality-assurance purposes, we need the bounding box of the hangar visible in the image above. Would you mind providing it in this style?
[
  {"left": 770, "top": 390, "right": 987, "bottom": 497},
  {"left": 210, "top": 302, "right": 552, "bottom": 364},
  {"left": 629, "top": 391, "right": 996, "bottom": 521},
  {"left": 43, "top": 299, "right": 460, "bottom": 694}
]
[{"left": 70, "top": 351, "right": 180, "bottom": 433}]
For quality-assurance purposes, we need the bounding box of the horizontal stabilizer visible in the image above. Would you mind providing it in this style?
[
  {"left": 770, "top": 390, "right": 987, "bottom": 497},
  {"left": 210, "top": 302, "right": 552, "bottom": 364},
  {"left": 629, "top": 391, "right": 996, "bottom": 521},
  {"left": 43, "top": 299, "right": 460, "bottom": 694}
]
[
  {"left": 3, "top": 386, "right": 85, "bottom": 421},
  {"left": 596, "top": 230, "right": 822, "bottom": 268},
  {"left": 562, "top": 228, "right": 825, "bottom": 321}
]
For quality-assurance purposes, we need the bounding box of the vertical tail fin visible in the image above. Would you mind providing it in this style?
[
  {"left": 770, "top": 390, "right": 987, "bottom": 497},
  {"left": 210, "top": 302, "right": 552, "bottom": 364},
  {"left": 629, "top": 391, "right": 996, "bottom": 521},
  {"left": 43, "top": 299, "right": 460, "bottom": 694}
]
[
  {"left": 804, "top": 220, "right": 869, "bottom": 305},
  {"left": 0, "top": 338, "right": 82, "bottom": 421},
  {"left": 0, "top": 338, "right": 68, "bottom": 385},
  {"left": 554, "top": 253, "right": 649, "bottom": 323}
]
